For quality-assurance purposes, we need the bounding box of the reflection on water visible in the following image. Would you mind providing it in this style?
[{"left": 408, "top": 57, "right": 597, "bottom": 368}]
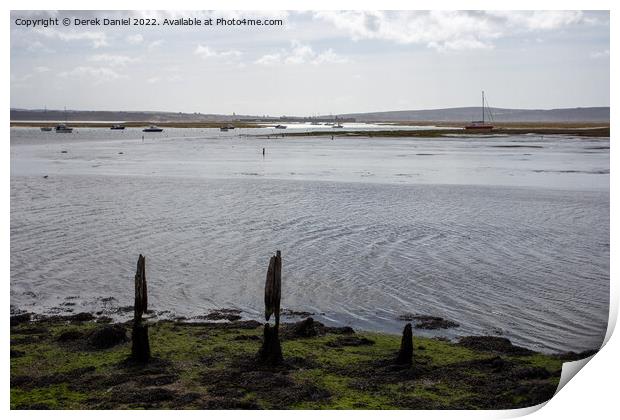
[{"left": 10, "top": 128, "right": 609, "bottom": 353}]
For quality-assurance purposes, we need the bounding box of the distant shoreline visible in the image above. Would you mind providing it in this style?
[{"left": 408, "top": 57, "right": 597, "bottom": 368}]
[{"left": 9, "top": 121, "right": 609, "bottom": 138}]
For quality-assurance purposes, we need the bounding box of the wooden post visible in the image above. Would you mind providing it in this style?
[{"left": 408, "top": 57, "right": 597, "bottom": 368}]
[
  {"left": 395, "top": 323, "right": 413, "bottom": 366},
  {"left": 131, "top": 254, "right": 150, "bottom": 363},
  {"left": 258, "top": 250, "right": 283, "bottom": 365}
]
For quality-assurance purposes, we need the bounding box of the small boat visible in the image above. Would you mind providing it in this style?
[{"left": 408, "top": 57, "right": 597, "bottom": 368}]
[
  {"left": 332, "top": 123, "right": 344, "bottom": 128},
  {"left": 465, "top": 91, "right": 494, "bottom": 130},
  {"left": 220, "top": 127, "right": 229, "bottom": 132},
  {"left": 54, "top": 124, "right": 73, "bottom": 133},
  {"left": 40, "top": 127, "right": 52, "bottom": 132},
  {"left": 143, "top": 125, "right": 163, "bottom": 132},
  {"left": 275, "top": 125, "right": 287, "bottom": 129},
  {"left": 226, "top": 124, "right": 235, "bottom": 130},
  {"left": 55, "top": 107, "right": 73, "bottom": 133},
  {"left": 110, "top": 124, "right": 125, "bottom": 130}
]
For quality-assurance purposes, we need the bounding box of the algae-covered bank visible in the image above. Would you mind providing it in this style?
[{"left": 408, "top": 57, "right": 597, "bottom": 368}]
[{"left": 10, "top": 314, "right": 589, "bottom": 410}]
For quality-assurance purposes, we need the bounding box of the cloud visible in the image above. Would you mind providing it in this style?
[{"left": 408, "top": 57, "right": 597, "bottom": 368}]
[
  {"left": 37, "top": 28, "right": 108, "bottom": 48},
  {"left": 313, "top": 11, "right": 587, "bottom": 51},
  {"left": 255, "top": 40, "right": 347, "bottom": 66},
  {"left": 590, "top": 49, "right": 610, "bottom": 58},
  {"left": 126, "top": 34, "right": 144, "bottom": 45},
  {"left": 254, "top": 53, "right": 282, "bottom": 66},
  {"left": 487, "top": 10, "right": 583, "bottom": 31},
  {"left": 312, "top": 48, "right": 348, "bottom": 65},
  {"left": 194, "top": 44, "right": 242, "bottom": 59},
  {"left": 11, "top": 73, "right": 33, "bottom": 83},
  {"left": 26, "top": 40, "right": 54, "bottom": 53},
  {"left": 88, "top": 54, "right": 138, "bottom": 67},
  {"left": 34, "top": 66, "right": 51, "bottom": 73},
  {"left": 147, "top": 40, "right": 164, "bottom": 50},
  {"left": 59, "top": 66, "right": 125, "bottom": 83}
]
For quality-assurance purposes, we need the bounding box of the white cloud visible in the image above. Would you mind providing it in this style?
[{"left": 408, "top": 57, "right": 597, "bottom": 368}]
[
  {"left": 194, "top": 44, "right": 216, "bottom": 58},
  {"left": 26, "top": 40, "right": 54, "bottom": 53},
  {"left": 194, "top": 44, "right": 242, "bottom": 59},
  {"left": 590, "top": 49, "right": 610, "bottom": 58},
  {"left": 312, "top": 48, "right": 348, "bottom": 65},
  {"left": 126, "top": 34, "right": 144, "bottom": 45},
  {"left": 488, "top": 11, "right": 583, "bottom": 31},
  {"left": 255, "top": 40, "right": 347, "bottom": 66},
  {"left": 313, "top": 11, "right": 587, "bottom": 52},
  {"left": 11, "top": 73, "right": 33, "bottom": 83},
  {"left": 59, "top": 66, "right": 125, "bottom": 83},
  {"left": 34, "top": 66, "right": 51, "bottom": 73},
  {"left": 254, "top": 53, "right": 282, "bottom": 66},
  {"left": 37, "top": 28, "right": 108, "bottom": 48},
  {"left": 147, "top": 40, "right": 164, "bottom": 50},
  {"left": 88, "top": 54, "right": 138, "bottom": 67}
]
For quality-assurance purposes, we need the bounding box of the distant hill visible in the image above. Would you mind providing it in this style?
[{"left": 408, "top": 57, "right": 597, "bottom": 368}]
[
  {"left": 10, "top": 106, "right": 610, "bottom": 123},
  {"left": 9, "top": 109, "right": 253, "bottom": 122},
  {"left": 338, "top": 107, "right": 610, "bottom": 122}
]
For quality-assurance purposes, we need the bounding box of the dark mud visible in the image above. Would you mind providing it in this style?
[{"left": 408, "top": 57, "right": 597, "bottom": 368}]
[
  {"left": 457, "top": 336, "right": 534, "bottom": 356},
  {"left": 397, "top": 314, "right": 459, "bottom": 330}
]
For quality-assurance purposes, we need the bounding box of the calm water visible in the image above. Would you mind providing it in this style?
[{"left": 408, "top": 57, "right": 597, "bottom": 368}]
[{"left": 10, "top": 127, "right": 609, "bottom": 352}]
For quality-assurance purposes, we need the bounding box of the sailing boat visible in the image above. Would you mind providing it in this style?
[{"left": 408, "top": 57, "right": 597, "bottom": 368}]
[
  {"left": 55, "top": 107, "right": 74, "bottom": 133},
  {"left": 465, "top": 91, "right": 494, "bottom": 130}
]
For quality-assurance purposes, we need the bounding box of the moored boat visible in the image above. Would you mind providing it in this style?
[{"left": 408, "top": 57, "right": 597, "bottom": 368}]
[
  {"left": 143, "top": 125, "right": 164, "bottom": 132},
  {"left": 54, "top": 124, "right": 73, "bottom": 133},
  {"left": 111, "top": 124, "right": 125, "bottom": 130},
  {"left": 465, "top": 91, "right": 494, "bottom": 130}
]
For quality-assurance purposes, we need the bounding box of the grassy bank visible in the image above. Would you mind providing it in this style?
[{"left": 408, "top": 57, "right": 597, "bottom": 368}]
[
  {"left": 278, "top": 127, "right": 609, "bottom": 138},
  {"left": 10, "top": 314, "right": 592, "bottom": 410}
]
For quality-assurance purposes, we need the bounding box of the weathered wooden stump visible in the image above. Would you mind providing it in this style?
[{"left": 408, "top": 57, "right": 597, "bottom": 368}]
[
  {"left": 258, "top": 250, "right": 283, "bottom": 365},
  {"left": 131, "top": 254, "right": 150, "bottom": 363},
  {"left": 257, "top": 323, "right": 283, "bottom": 365},
  {"left": 131, "top": 324, "right": 150, "bottom": 363},
  {"left": 395, "top": 323, "right": 413, "bottom": 366}
]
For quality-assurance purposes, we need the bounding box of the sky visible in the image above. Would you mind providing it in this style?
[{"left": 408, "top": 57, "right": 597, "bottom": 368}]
[{"left": 9, "top": 10, "right": 610, "bottom": 116}]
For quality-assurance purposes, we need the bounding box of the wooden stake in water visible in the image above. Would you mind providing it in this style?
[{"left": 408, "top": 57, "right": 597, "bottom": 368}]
[
  {"left": 258, "top": 250, "right": 283, "bottom": 364},
  {"left": 131, "top": 254, "right": 150, "bottom": 363}
]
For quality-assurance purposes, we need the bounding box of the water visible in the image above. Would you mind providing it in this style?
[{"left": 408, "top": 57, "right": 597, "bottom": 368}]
[{"left": 10, "top": 127, "right": 609, "bottom": 353}]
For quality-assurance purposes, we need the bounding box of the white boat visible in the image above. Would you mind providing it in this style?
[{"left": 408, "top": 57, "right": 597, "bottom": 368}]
[
  {"left": 55, "top": 124, "right": 73, "bottom": 133},
  {"left": 143, "top": 125, "right": 164, "bottom": 132}
]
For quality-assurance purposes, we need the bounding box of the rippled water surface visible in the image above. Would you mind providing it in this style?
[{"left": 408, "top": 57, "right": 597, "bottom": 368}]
[{"left": 10, "top": 127, "right": 609, "bottom": 352}]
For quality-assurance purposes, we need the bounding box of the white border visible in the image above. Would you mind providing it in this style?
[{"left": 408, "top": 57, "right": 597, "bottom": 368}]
[{"left": 3, "top": 1, "right": 616, "bottom": 420}]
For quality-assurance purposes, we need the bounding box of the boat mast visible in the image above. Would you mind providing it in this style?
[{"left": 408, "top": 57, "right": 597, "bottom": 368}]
[{"left": 481, "top": 91, "right": 485, "bottom": 123}]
